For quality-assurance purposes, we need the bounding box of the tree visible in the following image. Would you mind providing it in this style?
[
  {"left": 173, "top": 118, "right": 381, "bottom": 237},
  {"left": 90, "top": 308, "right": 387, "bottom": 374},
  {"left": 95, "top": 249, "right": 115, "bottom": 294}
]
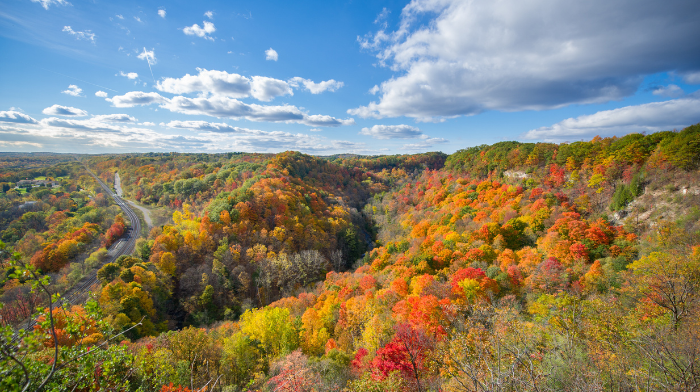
[
  {"left": 628, "top": 248, "right": 700, "bottom": 328},
  {"left": 0, "top": 241, "right": 143, "bottom": 392}
]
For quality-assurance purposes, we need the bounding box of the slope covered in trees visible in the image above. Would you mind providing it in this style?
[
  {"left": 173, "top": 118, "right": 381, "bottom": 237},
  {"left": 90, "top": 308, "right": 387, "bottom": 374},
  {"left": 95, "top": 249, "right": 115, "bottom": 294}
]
[{"left": 1, "top": 124, "right": 699, "bottom": 391}]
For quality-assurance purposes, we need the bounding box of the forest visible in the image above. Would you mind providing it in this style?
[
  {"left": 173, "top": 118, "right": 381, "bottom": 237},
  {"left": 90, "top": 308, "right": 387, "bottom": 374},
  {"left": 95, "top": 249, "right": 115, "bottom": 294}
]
[{"left": 0, "top": 123, "right": 699, "bottom": 391}]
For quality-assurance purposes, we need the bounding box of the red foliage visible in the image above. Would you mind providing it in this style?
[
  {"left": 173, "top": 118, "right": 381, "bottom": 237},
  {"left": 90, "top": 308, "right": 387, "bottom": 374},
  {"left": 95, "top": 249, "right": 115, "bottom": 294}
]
[{"left": 161, "top": 383, "right": 193, "bottom": 392}]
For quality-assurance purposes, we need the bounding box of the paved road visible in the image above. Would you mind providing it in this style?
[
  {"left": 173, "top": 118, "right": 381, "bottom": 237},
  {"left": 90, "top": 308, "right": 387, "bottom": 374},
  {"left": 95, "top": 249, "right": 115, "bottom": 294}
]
[{"left": 116, "top": 172, "right": 154, "bottom": 230}]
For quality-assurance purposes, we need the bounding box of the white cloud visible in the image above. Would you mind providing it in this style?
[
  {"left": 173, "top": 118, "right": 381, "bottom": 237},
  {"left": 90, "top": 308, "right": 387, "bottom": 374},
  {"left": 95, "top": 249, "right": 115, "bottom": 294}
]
[
  {"left": 681, "top": 71, "right": 700, "bottom": 84},
  {"left": 183, "top": 21, "right": 216, "bottom": 41},
  {"left": 119, "top": 71, "right": 139, "bottom": 80},
  {"left": 95, "top": 91, "right": 109, "bottom": 98},
  {"left": 265, "top": 48, "right": 278, "bottom": 61},
  {"left": 250, "top": 76, "right": 293, "bottom": 101},
  {"left": 0, "top": 111, "right": 38, "bottom": 124},
  {"left": 61, "top": 85, "right": 83, "bottom": 97},
  {"left": 139, "top": 122, "right": 155, "bottom": 126},
  {"left": 107, "top": 91, "right": 354, "bottom": 127},
  {"left": 163, "top": 120, "right": 367, "bottom": 153},
  {"left": 0, "top": 116, "right": 369, "bottom": 154},
  {"left": 31, "top": 0, "right": 70, "bottom": 10},
  {"left": 137, "top": 48, "right": 156, "bottom": 65},
  {"left": 116, "top": 14, "right": 124, "bottom": 20},
  {"left": 42, "top": 104, "right": 88, "bottom": 116},
  {"left": 106, "top": 91, "right": 169, "bottom": 107},
  {"left": 360, "top": 124, "right": 423, "bottom": 139},
  {"left": 402, "top": 137, "right": 448, "bottom": 150},
  {"left": 165, "top": 120, "right": 246, "bottom": 133},
  {"left": 288, "top": 77, "right": 344, "bottom": 94},
  {"left": 62, "top": 26, "right": 95, "bottom": 43},
  {"left": 652, "top": 84, "right": 684, "bottom": 98},
  {"left": 351, "top": 0, "right": 700, "bottom": 121},
  {"left": 156, "top": 68, "right": 293, "bottom": 101},
  {"left": 522, "top": 95, "right": 700, "bottom": 142},
  {"left": 91, "top": 114, "right": 137, "bottom": 123},
  {"left": 134, "top": 16, "right": 142, "bottom": 23},
  {"left": 158, "top": 9, "right": 166, "bottom": 18},
  {"left": 310, "top": 128, "right": 322, "bottom": 132},
  {"left": 204, "top": 11, "right": 214, "bottom": 19},
  {"left": 369, "top": 85, "right": 380, "bottom": 95},
  {"left": 157, "top": 68, "right": 251, "bottom": 97}
]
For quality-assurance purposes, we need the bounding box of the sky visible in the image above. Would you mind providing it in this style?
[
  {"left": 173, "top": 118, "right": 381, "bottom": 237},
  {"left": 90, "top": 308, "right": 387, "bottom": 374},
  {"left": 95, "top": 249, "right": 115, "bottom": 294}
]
[{"left": 1, "top": 0, "right": 699, "bottom": 155}]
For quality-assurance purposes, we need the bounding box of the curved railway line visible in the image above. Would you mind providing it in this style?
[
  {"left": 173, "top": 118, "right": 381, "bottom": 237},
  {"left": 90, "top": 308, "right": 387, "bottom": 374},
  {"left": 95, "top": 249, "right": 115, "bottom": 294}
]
[
  {"left": 16, "top": 168, "right": 141, "bottom": 331},
  {"left": 56, "top": 168, "right": 141, "bottom": 307}
]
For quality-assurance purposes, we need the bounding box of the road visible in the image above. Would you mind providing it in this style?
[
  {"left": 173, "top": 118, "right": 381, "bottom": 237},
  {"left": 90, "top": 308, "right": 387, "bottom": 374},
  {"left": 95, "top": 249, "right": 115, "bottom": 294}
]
[{"left": 116, "top": 172, "right": 153, "bottom": 230}]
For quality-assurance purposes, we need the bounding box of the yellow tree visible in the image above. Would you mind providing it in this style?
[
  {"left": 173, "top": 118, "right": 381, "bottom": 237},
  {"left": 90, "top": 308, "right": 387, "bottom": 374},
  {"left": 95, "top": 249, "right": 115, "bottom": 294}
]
[{"left": 628, "top": 247, "right": 700, "bottom": 328}]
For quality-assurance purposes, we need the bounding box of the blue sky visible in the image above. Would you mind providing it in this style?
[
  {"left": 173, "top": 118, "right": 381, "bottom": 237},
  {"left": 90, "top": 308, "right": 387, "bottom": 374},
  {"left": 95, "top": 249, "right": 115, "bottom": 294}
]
[{"left": 1, "top": 0, "right": 699, "bottom": 155}]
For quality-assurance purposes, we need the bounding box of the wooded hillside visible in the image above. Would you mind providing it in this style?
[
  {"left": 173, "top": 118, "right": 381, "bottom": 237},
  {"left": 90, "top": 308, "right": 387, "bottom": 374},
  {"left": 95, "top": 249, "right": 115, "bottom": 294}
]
[{"left": 1, "top": 124, "right": 699, "bottom": 391}]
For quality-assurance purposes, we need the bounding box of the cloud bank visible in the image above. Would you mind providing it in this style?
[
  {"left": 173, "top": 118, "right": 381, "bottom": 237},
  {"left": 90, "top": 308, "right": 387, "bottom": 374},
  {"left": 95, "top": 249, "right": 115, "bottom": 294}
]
[
  {"left": 522, "top": 95, "right": 700, "bottom": 141},
  {"left": 350, "top": 0, "right": 700, "bottom": 121},
  {"left": 107, "top": 91, "right": 354, "bottom": 127}
]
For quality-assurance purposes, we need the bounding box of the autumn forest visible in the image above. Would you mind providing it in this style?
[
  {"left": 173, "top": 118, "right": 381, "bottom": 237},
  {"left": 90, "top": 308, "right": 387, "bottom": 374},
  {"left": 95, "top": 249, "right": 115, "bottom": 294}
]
[{"left": 1, "top": 123, "right": 700, "bottom": 392}]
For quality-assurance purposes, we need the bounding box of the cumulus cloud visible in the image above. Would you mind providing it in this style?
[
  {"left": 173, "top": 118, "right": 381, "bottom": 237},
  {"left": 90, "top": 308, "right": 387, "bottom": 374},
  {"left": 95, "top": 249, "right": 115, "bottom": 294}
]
[
  {"left": 351, "top": 0, "right": 700, "bottom": 120},
  {"left": 62, "top": 26, "right": 95, "bottom": 43},
  {"left": 0, "top": 111, "right": 38, "bottom": 124},
  {"left": 157, "top": 69, "right": 252, "bottom": 97},
  {"left": 183, "top": 21, "right": 215, "bottom": 40},
  {"left": 265, "top": 48, "right": 278, "bottom": 61},
  {"left": 288, "top": 77, "right": 344, "bottom": 94},
  {"left": 119, "top": 71, "right": 139, "bottom": 80},
  {"left": 107, "top": 91, "right": 354, "bottom": 127},
  {"left": 42, "top": 104, "right": 88, "bottom": 116},
  {"left": 91, "top": 114, "right": 137, "bottom": 123},
  {"left": 204, "top": 11, "right": 214, "bottom": 19},
  {"left": 95, "top": 91, "right": 108, "bottom": 98},
  {"left": 140, "top": 122, "right": 155, "bottom": 126},
  {"left": 31, "top": 0, "right": 70, "bottom": 10},
  {"left": 62, "top": 85, "right": 83, "bottom": 97},
  {"left": 522, "top": 95, "right": 700, "bottom": 142},
  {"left": 652, "top": 84, "right": 684, "bottom": 98},
  {"left": 116, "top": 14, "right": 124, "bottom": 20},
  {"left": 158, "top": 9, "right": 166, "bottom": 18},
  {"left": 250, "top": 76, "right": 293, "bottom": 101},
  {"left": 359, "top": 124, "right": 423, "bottom": 139},
  {"left": 156, "top": 69, "right": 346, "bottom": 101},
  {"left": 106, "top": 91, "right": 169, "bottom": 107},
  {"left": 156, "top": 68, "right": 293, "bottom": 101}
]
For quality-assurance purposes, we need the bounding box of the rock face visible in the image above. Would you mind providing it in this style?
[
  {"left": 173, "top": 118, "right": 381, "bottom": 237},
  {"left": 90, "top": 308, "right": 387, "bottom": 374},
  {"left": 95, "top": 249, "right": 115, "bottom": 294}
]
[
  {"left": 504, "top": 170, "right": 529, "bottom": 179},
  {"left": 611, "top": 185, "right": 700, "bottom": 230}
]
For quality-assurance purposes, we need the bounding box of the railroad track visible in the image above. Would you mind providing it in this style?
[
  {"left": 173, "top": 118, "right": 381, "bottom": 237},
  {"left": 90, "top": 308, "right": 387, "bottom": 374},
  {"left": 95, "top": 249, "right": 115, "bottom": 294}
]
[
  {"left": 15, "top": 168, "right": 141, "bottom": 332},
  {"left": 55, "top": 168, "right": 142, "bottom": 305}
]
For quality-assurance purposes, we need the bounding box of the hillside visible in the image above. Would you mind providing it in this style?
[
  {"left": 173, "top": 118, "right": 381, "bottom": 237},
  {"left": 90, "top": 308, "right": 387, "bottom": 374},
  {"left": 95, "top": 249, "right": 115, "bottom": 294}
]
[{"left": 1, "top": 124, "right": 700, "bottom": 391}]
